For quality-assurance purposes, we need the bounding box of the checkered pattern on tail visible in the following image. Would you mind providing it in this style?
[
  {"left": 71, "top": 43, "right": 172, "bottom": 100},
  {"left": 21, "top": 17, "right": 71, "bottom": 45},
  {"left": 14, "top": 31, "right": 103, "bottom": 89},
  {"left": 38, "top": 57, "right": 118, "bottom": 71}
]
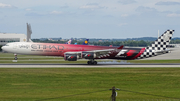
[{"left": 137, "top": 30, "right": 174, "bottom": 59}]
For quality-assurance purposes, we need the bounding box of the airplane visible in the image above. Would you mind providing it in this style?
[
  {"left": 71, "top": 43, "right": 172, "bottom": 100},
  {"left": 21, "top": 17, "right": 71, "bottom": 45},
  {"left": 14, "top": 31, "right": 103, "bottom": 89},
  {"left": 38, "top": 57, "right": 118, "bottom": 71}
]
[
  {"left": 1, "top": 30, "right": 174, "bottom": 65},
  {"left": 65, "top": 39, "right": 72, "bottom": 44},
  {"left": 66, "top": 39, "right": 89, "bottom": 45},
  {"left": 82, "top": 39, "right": 89, "bottom": 45}
]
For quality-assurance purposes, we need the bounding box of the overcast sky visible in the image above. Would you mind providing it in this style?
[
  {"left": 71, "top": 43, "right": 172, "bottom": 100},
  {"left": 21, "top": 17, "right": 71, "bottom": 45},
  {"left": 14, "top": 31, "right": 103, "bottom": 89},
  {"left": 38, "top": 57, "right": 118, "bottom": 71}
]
[{"left": 0, "top": 0, "right": 180, "bottom": 39}]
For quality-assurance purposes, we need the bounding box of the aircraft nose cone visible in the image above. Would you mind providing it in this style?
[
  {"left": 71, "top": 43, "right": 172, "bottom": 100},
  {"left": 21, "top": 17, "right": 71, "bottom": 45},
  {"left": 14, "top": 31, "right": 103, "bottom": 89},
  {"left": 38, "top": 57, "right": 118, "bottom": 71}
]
[
  {"left": 1, "top": 46, "right": 7, "bottom": 52},
  {"left": 1, "top": 46, "right": 4, "bottom": 50}
]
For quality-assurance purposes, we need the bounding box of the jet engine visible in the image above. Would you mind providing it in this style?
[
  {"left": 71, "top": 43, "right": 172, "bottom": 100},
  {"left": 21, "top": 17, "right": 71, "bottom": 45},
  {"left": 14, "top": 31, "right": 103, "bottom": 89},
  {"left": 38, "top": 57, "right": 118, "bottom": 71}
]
[
  {"left": 64, "top": 53, "right": 79, "bottom": 61},
  {"left": 82, "top": 52, "right": 96, "bottom": 59}
]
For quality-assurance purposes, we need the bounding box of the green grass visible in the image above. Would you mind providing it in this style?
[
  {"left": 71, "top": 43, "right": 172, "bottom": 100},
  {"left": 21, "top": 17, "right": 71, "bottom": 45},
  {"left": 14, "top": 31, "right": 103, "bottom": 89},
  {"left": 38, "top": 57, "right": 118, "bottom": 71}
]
[
  {"left": 0, "top": 60, "right": 88, "bottom": 64},
  {"left": 0, "top": 52, "right": 63, "bottom": 60},
  {"left": 0, "top": 68, "right": 180, "bottom": 100},
  {"left": 126, "top": 59, "right": 180, "bottom": 64},
  {"left": 0, "top": 52, "right": 88, "bottom": 64}
]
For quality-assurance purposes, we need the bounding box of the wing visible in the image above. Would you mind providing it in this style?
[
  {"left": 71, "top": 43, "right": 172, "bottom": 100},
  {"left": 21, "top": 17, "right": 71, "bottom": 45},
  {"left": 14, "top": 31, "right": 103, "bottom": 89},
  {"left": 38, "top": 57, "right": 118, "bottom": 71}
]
[{"left": 64, "top": 45, "right": 124, "bottom": 61}]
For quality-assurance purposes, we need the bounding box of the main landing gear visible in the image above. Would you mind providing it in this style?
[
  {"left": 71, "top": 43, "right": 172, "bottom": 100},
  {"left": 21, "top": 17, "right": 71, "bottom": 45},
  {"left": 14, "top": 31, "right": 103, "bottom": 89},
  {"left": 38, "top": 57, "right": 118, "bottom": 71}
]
[{"left": 87, "top": 59, "right": 97, "bottom": 65}]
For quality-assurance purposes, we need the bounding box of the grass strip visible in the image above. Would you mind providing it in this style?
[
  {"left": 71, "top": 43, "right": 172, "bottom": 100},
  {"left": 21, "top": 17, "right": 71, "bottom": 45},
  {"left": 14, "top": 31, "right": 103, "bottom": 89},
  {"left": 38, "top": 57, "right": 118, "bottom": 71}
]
[{"left": 0, "top": 68, "right": 179, "bottom": 100}]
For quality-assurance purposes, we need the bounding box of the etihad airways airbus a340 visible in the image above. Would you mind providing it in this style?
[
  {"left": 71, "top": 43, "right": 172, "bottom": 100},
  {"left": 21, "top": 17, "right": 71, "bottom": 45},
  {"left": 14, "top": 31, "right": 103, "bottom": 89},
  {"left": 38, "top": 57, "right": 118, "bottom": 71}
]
[{"left": 1, "top": 30, "right": 174, "bottom": 65}]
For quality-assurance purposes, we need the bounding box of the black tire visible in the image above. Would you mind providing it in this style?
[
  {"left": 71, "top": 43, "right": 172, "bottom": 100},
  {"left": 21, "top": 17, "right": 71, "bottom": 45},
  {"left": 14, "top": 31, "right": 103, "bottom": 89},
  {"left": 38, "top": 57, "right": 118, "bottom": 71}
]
[
  {"left": 87, "top": 61, "right": 97, "bottom": 65},
  {"left": 87, "top": 61, "right": 91, "bottom": 65},
  {"left": 14, "top": 57, "right": 18, "bottom": 60},
  {"left": 93, "top": 61, "right": 97, "bottom": 65}
]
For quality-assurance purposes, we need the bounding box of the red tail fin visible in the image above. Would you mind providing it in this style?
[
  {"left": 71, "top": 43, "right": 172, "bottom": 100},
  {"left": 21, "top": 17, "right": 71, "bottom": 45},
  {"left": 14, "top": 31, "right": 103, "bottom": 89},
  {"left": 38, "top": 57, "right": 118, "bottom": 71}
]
[{"left": 117, "top": 45, "right": 124, "bottom": 49}]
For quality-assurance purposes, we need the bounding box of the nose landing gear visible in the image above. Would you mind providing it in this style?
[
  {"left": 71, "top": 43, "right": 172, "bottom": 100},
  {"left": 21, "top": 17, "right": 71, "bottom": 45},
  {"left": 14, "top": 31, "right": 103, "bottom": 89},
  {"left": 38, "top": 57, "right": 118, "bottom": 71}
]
[
  {"left": 14, "top": 54, "right": 18, "bottom": 60},
  {"left": 12, "top": 54, "right": 18, "bottom": 62}
]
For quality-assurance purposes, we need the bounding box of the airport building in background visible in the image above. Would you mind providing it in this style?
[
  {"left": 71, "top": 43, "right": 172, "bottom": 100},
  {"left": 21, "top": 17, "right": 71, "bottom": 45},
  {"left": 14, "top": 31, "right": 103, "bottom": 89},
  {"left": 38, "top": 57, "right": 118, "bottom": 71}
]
[
  {"left": 0, "top": 33, "right": 27, "bottom": 45},
  {"left": 0, "top": 23, "right": 32, "bottom": 46}
]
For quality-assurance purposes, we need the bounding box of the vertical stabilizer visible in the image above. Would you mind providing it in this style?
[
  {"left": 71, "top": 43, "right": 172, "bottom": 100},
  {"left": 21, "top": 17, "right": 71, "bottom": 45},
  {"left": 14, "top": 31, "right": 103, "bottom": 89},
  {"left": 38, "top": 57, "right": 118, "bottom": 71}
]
[
  {"left": 138, "top": 30, "right": 174, "bottom": 59},
  {"left": 82, "top": 39, "right": 89, "bottom": 45},
  {"left": 27, "top": 23, "right": 32, "bottom": 42},
  {"left": 65, "top": 39, "right": 72, "bottom": 44}
]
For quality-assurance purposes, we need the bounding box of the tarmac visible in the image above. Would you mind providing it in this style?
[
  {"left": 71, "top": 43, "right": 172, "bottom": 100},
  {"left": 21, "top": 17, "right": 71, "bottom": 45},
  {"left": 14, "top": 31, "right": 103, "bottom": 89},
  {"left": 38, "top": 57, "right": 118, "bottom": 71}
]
[{"left": 143, "top": 47, "right": 180, "bottom": 60}]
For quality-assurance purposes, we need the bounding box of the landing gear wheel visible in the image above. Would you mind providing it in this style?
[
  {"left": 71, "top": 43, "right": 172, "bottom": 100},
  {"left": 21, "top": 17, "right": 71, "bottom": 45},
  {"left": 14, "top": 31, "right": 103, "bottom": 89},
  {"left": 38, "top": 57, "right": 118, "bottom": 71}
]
[
  {"left": 14, "top": 57, "right": 18, "bottom": 60},
  {"left": 93, "top": 61, "right": 97, "bottom": 65},
  {"left": 87, "top": 61, "right": 91, "bottom": 65},
  {"left": 87, "top": 61, "right": 97, "bottom": 65},
  {"left": 14, "top": 54, "right": 18, "bottom": 60}
]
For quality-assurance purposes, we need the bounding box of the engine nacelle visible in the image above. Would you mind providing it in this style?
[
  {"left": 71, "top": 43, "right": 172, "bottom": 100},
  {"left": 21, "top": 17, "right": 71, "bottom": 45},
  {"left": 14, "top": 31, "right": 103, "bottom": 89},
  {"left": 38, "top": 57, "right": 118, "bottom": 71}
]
[
  {"left": 82, "top": 52, "right": 96, "bottom": 59},
  {"left": 64, "top": 53, "right": 79, "bottom": 61}
]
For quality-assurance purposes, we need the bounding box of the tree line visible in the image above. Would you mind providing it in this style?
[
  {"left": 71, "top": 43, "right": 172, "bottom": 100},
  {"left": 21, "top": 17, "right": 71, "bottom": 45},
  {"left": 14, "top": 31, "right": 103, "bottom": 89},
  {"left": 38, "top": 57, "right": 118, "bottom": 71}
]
[{"left": 32, "top": 39, "right": 180, "bottom": 47}]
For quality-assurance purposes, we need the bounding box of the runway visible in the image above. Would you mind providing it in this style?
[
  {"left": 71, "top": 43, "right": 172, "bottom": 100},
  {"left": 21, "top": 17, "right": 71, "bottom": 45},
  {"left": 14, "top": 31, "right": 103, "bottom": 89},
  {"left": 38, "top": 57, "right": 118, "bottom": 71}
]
[{"left": 0, "top": 63, "right": 180, "bottom": 68}]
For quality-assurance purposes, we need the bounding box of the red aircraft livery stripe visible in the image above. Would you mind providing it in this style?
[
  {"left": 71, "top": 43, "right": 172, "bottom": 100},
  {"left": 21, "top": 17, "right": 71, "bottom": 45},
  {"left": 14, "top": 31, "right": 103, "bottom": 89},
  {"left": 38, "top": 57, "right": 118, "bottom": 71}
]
[
  {"left": 131, "top": 48, "right": 146, "bottom": 60},
  {"left": 126, "top": 50, "right": 136, "bottom": 56}
]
